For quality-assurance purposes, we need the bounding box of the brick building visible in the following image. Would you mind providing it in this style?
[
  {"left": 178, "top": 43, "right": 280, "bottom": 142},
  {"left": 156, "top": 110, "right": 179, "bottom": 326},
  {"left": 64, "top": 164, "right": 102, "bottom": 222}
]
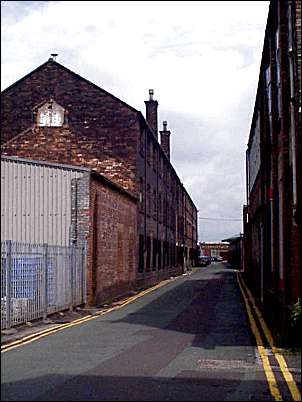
[
  {"left": 1, "top": 57, "right": 198, "bottom": 302},
  {"left": 244, "top": 1, "right": 301, "bottom": 330},
  {"left": 88, "top": 170, "right": 138, "bottom": 305},
  {"left": 1, "top": 155, "right": 138, "bottom": 307}
]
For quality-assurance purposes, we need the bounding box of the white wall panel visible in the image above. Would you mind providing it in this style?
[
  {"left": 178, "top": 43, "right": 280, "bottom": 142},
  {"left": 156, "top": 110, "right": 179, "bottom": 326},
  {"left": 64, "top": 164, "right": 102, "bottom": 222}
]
[{"left": 1, "top": 157, "right": 87, "bottom": 246}]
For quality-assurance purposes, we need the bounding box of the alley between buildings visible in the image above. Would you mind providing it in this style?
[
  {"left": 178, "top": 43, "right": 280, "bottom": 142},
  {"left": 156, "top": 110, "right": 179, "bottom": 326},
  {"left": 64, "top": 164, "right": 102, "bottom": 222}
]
[{"left": 3, "top": 263, "right": 300, "bottom": 401}]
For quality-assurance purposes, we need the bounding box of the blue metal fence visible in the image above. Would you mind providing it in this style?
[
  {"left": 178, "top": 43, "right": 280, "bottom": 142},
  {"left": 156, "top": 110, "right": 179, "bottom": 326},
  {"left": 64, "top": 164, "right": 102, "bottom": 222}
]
[{"left": 1, "top": 240, "right": 86, "bottom": 329}]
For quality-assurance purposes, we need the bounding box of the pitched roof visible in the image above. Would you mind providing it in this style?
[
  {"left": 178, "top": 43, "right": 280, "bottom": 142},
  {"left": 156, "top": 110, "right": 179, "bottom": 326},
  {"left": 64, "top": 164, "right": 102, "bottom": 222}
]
[{"left": 2, "top": 58, "right": 140, "bottom": 115}]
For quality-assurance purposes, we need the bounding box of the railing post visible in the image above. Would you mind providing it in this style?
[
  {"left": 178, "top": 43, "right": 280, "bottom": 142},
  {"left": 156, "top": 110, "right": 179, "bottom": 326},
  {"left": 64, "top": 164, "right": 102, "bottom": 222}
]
[
  {"left": 81, "top": 245, "right": 86, "bottom": 305},
  {"left": 70, "top": 245, "right": 75, "bottom": 311},
  {"left": 42, "top": 244, "right": 48, "bottom": 320},
  {"left": 6, "top": 240, "right": 12, "bottom": 329}
]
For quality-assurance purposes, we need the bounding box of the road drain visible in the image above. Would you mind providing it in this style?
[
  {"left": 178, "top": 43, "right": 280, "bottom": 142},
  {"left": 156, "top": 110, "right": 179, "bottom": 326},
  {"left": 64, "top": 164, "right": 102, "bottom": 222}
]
[{"left": 197, "top": 359, "right": 262, "bottom": 370}]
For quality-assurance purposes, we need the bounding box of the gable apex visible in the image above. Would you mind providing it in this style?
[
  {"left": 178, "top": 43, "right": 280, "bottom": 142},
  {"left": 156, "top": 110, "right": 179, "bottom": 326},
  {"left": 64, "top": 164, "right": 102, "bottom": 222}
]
[{"left": 1, "top": 58, "right": 139, "bottom": 115}]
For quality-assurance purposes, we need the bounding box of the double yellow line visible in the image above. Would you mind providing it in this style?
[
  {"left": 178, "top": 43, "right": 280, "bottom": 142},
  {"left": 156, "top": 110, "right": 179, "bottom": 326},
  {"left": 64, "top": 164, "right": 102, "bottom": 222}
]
[
  {"left": 237, "top": 272, "right": 301, "bottom": 402},
  {"left": 1, "top": 278, "right": 173, "bottom": 354}
]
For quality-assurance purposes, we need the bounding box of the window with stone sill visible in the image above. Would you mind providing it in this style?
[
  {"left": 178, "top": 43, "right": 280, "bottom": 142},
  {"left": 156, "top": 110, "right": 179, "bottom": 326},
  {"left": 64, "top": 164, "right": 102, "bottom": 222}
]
[{"left": 37, "top": 100, "right": 65, "bottom": 127}]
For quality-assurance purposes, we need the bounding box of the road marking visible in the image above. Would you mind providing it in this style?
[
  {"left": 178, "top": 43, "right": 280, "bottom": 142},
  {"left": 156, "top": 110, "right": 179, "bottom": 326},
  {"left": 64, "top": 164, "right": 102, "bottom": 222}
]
[
  {"left": 237, "top": 273, "right": 283, "bottom": 401},
  {"left": 1, "top": 316, "right": 98, "bottom": 353},
  {"left": 1, "top": 277, "right": 175, "bottom": 353},
  {"left": 238, "top": 273, "right": 301, "bottom": 402}
]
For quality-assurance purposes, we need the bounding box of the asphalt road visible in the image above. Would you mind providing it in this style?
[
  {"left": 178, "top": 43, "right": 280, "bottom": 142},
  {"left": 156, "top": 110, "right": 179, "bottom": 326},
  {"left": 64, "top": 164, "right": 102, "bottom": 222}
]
[{"left": 1, "top": 263, "right": 273, "bottom": 401}]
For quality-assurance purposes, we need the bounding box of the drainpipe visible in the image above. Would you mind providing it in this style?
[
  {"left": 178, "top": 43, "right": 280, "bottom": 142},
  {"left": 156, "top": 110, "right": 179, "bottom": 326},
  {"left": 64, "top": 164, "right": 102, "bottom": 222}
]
[{"left": 260, "top": 222, "right": 264, "bottom": 304}]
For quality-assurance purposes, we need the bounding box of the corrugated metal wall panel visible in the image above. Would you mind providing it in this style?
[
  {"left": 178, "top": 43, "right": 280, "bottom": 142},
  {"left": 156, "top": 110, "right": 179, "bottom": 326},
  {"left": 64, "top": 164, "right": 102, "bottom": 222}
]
[{"left": 1, "top": 158, "right": 86, "bottom": 246}]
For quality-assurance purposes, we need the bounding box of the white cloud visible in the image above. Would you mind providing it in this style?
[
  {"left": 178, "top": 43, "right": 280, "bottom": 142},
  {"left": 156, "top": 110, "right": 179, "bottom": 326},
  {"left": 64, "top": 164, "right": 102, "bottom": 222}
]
[{"left": 1, "top": 0, "right": 269, "bottom": 241}]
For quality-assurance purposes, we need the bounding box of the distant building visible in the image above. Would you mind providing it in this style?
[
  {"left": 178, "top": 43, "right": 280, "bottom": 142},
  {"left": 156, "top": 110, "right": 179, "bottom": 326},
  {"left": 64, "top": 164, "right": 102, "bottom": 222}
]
[
  {"left": 1, "top": 57, "right": 198, "bottom": 304},
  {"left": 244, "top": 1, "right": 301, "bottom": 330},
  {"left": 199, "top": 242, "right": 229, "bottom": 259}
]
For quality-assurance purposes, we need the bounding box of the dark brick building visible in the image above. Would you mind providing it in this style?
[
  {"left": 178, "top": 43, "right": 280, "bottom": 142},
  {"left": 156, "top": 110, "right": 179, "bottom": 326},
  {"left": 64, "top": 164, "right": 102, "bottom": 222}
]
[
  {"left": 1, "top": 57, "right": 198, "bottom": 302},
  {"left": 244, "top": 0, "right": 301, "bottom": 330}
]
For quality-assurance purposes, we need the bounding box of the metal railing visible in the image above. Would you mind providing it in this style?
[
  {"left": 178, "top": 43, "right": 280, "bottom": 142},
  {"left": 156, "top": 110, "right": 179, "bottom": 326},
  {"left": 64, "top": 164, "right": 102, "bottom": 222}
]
[{"left": 1, "top": 240, "right": 87, "bottom": 329}]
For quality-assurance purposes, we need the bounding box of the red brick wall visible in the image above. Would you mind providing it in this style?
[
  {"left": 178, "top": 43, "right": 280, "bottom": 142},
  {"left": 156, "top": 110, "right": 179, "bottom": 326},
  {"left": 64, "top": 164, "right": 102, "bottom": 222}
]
[
  {"left": 86, "top": 176, "right": 138, "bottom": 305},
  {"left": 2, "top": 126, "right": 135, "bottom": 193},
  {"left": 1, "top": 60, "right": 139, "bottom": 194}
]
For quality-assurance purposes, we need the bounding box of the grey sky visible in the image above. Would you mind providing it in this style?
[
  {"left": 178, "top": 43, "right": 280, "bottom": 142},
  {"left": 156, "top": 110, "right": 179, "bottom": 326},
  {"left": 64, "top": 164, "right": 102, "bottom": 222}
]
[{"left": 1, "top": 1, "right": 270, "bottom": 241}]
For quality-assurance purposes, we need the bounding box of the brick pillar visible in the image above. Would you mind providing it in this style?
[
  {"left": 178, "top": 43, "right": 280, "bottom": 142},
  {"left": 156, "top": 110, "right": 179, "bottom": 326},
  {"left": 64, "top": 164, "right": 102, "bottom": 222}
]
[{"left": 145, "top": 89, "right": 158, "bottom": 139}]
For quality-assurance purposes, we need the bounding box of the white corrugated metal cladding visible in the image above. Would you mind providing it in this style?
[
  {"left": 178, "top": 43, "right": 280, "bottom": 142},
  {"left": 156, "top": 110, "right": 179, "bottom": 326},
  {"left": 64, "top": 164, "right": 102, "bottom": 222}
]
[{"left": 1, "top": 156, "right": 89, "bottom": 246}]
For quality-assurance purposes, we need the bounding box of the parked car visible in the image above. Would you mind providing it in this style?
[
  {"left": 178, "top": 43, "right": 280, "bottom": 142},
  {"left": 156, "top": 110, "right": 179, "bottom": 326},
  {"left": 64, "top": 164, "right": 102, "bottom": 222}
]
[{"left": 197, "top": 256, "right": 211, "bottom": 266}]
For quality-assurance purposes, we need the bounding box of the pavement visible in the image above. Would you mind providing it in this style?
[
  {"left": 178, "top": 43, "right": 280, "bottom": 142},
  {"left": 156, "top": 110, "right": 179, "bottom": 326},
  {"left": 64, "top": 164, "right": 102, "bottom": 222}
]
[
  {"left": 1, "top": 271, "right": 191, "bottom": 347},
  {"left": 1, "top": 294, "right": 146, "bottom": 346},
  {"left": 1, "top": 306, "right": 104, "bottom": 345}
]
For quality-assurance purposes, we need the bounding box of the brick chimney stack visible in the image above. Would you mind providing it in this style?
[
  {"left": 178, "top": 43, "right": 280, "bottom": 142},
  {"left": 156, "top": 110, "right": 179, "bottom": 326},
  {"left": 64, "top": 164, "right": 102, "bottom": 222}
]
[
  {"left": 145, "top": 89, "right": 158, "bottom": 139},
  {"left": 160, "top": 121, "right": 171, "bottom": 160}
]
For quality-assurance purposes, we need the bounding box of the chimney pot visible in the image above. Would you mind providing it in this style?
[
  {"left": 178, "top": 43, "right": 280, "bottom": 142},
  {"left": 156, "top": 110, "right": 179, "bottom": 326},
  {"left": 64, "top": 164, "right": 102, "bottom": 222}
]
[
  {"left": 149, "top": 89, "right": 154, "bottom": 100},
  {"left": 163, "top": 121, "right": 168, "bottom": 130},
  {"left": 50, "top": 53, "right": 58, "bottom": 61}
]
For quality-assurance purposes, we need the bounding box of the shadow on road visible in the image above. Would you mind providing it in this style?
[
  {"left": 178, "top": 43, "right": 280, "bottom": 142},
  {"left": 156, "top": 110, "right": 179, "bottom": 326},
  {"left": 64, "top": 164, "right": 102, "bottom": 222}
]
[
  {"left": 1, "top": 372, "right": 272, "bottom": 401},
  {"left": 111, "top": 266, "right": 254, "bottom": 349}
]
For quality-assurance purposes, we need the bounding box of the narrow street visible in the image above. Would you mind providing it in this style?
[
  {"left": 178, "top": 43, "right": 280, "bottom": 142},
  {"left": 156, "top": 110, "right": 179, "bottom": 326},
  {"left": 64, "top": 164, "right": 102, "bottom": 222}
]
[{"left": 1, "top": 264, "right": 298, "bottom": 401}]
